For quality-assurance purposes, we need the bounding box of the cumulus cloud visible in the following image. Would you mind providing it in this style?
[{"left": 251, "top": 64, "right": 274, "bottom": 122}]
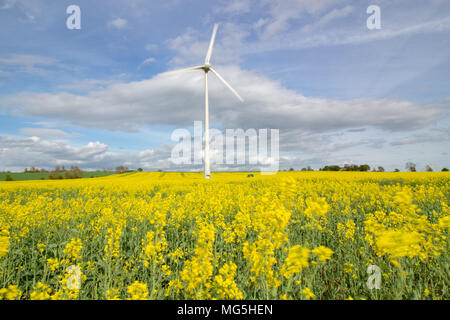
[
  {"left": 2, "top": 66, "right": 445, "bottom": 133},
  {"left": 0, "top": 136, "right": 107, "bottom": 168},
  {"left": 0, "top": 134, "right": 330, "bottom": 172},
  {"left": 0, "top": 135, "right": 174, "bottom": 171}
]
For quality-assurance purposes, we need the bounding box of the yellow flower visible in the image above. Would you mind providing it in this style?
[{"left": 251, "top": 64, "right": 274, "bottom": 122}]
[
  {"left": 375, "top": 230, "right": 424, "bottom": 259},
  {"left": 390, "top": 259, "right": 400, "bottom": 267},
  {"left": 106, "top": 288, "right": 121, "bottom": 300},
  {"left": 30, "top": 282, "right": 52, "bottom": 300},
  {"left": 0, "top": 285, "right": 22, "bottom": 300},
  {"left": 47, "top": 258, "right": 59, "bottom": 271},
  {"left": 127, "top": 281, "right": 149, "bottom": 300},
  {"left": 312, "top": 246, "right": 333, "bottom": 262},
  {"left": 213, "top": 262, "right": 243, "bottom": 299},
  {"left": 0, "top": 229, "right": 10, "bottom": 259},
  {"left": 63, "top": 238, "right": 83, "bottom": 261},
  {"left": 302, "top": 287, "right": 315, "bottom": 300},
  {"left": 281, "top": 245, "right": 310, "bottom": 279},
  {"left": 37, "top": 243, "right": 46, "bottom": 253}
]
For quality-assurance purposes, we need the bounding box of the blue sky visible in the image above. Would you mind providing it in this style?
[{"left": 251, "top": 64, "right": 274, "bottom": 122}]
[{"left": 0, "top": 0, "right": 449, "bottom": 172}]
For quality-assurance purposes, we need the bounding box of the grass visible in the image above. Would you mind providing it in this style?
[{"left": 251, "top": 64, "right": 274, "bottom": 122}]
[{"left": 0, "top": 171, "right": 116, "bottom": 181}]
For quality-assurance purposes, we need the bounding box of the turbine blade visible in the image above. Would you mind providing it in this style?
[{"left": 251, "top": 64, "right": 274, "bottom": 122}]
[
  {"left": 204, "top": 24, "right": 218, "bottom": 64},
  {"left": 210, "top": 68, "right": 243, "bottom": 102},
  {"left": 159, "top": 65, "right": 203, "bottom": 76}
]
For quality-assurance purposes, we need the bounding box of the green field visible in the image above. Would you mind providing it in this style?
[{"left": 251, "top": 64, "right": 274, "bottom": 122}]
[{"left": 0, "top": 171, "right": 116, "bottom": 181}]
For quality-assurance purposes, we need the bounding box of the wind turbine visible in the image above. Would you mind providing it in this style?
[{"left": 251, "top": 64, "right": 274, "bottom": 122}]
[{"left": 161, "top": 24, "right": 244, "bottom": 179}]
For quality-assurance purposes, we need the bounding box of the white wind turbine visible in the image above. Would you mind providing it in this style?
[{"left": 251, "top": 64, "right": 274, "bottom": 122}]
[{"left": 161, "top": 24, "right": 244, "bottom": 179}]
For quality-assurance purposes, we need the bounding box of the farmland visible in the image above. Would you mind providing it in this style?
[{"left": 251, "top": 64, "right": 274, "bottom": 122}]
[
  {"left": 0, "top": 171, "right": 116, "bottom": 181},
  {"left": 0, "top": 172, "right": 448, "bottom": 300}
]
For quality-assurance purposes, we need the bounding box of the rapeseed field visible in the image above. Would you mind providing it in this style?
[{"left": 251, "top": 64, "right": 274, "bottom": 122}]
[{"left": 0, "top": 172, "right": 448, "bottom": 300}]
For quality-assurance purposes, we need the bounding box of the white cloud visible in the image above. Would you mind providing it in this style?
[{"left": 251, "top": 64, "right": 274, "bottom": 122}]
[
  {"left": 1, "top": 0, "right": 44, "bottom": 22},
  {"left": 20, "top": 127, "right": 72, "bottom": 138},
  {"left": 301, "top": 5, "right": 354, "bottom": 32},
  {"left": 108, "top": 18, "right": 128, "bottom": 29},
  {"left": 145, "top": 43, "right": 158, "bottom": 51},
  {"left": 0, "top": 136, "right": 108, "bottom": 167},
  {"left": 166, "top": 23, "right": 250, "bottom": 66},
  {"left": 258, "top": 0, "right": 340, "bottom": 38},
  {"left": 390, "top": 132, "right": 450, "bottom": 146},
  {"left": 57, "top": 76, "right": 128, "bottom": 92},
  {"left": 0, "top": 54, "right": 72, "bottom": 75},
  {"left": 0, "top": 135, "right": 174, "bottom": 171},
  {"left": 139, "top": 57, "right": 156, "bottom": 68},
  {"left": 202, "top": 1, "right": 450, "bottom": 55},
  {"left": 2, "top": 66, "right": 445, "bottom": 134},
  {"left": 215, "top": 0, "right": 251, "bottom": 15}
]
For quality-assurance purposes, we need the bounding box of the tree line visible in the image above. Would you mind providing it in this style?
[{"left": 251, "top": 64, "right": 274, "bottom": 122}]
[{"left": 288, "top": 162, "right": 449, "bottom": 172}]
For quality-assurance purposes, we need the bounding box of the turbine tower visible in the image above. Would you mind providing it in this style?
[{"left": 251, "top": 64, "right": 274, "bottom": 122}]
[{"left": 161, "top": 24, "right": 244, "bottom": 179}]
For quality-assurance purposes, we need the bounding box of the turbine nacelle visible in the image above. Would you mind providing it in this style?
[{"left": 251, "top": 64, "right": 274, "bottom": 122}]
[{"left": 202, "top": 63, "right": 211, "bottom": 72}]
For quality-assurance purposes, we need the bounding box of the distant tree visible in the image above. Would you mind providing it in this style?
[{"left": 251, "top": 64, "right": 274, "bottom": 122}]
[
  {"left": 137, "top": 168, "right": 143, "bottom": 172},
  {"left": 322, "top": 165, "right": 340, "bottom": 171},
  {"left": 425, "top": 165, "right": 433, "bottom": 172},
  {"left": 358, "top": 164, "right": 370, "bottom": 172},
  {"left": 343, "top": 164, "right": 359, "bottom": 171},
  {"left": 289, "top": 168, "right": 295, "bottom": 171},
  {"left": 116, "top": 166, "right": 129, "bottom": 173},
  {"left": 405, "top": 162, "right": 416, "bottom": 172},
  {"left": 24, "top": 168, "right": 28, "bottom": 173},
  {"left": 5, "top": 174, "right": 13, "bottom": 181},
  {"left": 67, "top": 166, "right": 83, "bottom": 179},
  {"left": 29, "top": 166, "right": 39, "bottom": 173},
  {"left": 377, "top": 166, "right": 385, "bottom": 172},
  {"left": 49, "top": 171, "right": 63, "bottom": 179},
  {"left": 394, "top": 168, "right": 400, "bottom": 172},
  {"left": 307, "top": 166, "right": 313, "bottom": 171},
  {"left": 442, "top": 168, "right": 449, "bottom": 172},
  {"left": 301, "top": 167, "right": 307, "bottom": 171}
]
